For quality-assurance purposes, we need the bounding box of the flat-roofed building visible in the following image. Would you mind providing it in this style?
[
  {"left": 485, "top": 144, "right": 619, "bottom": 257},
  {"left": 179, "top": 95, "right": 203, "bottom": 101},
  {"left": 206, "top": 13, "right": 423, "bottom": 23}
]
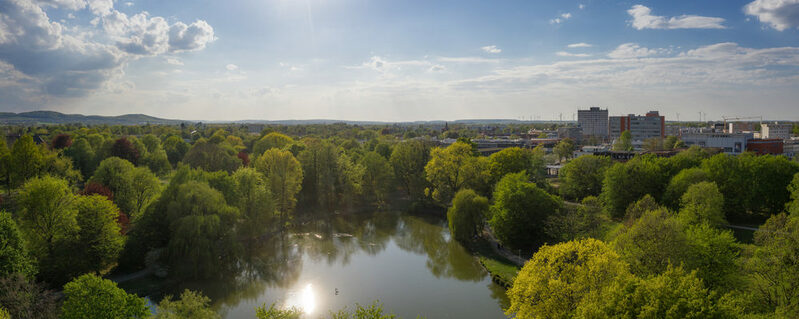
[
  {"left": 682, "top": 133, "right": 751, "bottom": 155},
  {"left": 609, "top": 111, "right": 665, "bottom": 141},
  {"left": 577, "top": 107, "right": 608, "bottom": 138},
  {"left": 761, "top": 122, "right": 792, "bottom": 140}
]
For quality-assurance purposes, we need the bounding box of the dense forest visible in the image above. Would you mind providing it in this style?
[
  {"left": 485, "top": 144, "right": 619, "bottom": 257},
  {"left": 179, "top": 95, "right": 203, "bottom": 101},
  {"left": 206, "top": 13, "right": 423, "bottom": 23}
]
[{"left": 0, "top": 122, "right": 798, "bottom": 318}]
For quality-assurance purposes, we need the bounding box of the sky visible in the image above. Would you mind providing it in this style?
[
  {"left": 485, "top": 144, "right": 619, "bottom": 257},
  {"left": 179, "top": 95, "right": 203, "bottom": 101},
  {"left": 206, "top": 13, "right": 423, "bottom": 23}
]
[{"left": 2, "top": 0, "right": 799, "bottom": 122}]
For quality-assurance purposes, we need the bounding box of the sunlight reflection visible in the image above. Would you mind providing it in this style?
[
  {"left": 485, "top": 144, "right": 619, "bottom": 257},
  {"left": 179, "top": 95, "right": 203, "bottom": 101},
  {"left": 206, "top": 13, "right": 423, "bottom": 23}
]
[{"left": 285, "top": 283, "right": 316, "bottom": 315}]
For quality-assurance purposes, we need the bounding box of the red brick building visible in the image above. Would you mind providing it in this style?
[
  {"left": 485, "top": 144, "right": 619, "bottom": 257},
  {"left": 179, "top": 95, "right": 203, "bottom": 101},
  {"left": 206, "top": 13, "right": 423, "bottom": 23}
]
[{"left": 746, "top": 139, "right": 784, "bottom": 155}]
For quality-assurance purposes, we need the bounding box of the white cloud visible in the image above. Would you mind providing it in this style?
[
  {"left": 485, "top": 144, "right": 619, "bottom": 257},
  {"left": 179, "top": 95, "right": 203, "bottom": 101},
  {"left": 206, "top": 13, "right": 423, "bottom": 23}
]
[
  {"left": 567, "top": 42, "right": 592, "bottom": 48},
  {"left": 481, "top": 45, "right": 501, "bottom": 54},
  {"left": 745, "top": 0, "right": 799, "bottom": 31},
  {"left": 579, "top": 4, "right": 585, "bottom": 10},
  {"left": 627, "top": 5, "right": 726, "bottom": 30},
  {"left": 225, "top": 64, "right": 239, "bottom": 71},
  {"left": 0, "top": 0, "right": 215, "bottom": 98},
  {"left": 550, "top": 18, "right": 562, "bottom": 24},
  {"left": 607, "top": 43, "right": 666, "bottom": 59},
  {"left": 166, "top": 58, "right": 183, "bottom": 65},
  {"left": 550, "top": 12, "right": 572, "bottom": 24},
  {"left": 556, "top": 51, "right": 591, "bottom": 57},
  {"left": 125, "top": 1, "right": 133, "bottom": 6},
  {"left": 437, "top": 56, "right": 501, "bottom": 64},
  {"left": 428, "top": 64, "right": 446, "bottom": 72},
  {"left": 561, "top": 13, "right": 572, "bottom": 19}
]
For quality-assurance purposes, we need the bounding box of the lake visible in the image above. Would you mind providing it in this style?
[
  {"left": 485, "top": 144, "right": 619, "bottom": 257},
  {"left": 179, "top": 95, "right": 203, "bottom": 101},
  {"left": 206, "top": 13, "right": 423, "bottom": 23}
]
[{"left": 157, "top": 211, "right": 509, "bottom": 318}]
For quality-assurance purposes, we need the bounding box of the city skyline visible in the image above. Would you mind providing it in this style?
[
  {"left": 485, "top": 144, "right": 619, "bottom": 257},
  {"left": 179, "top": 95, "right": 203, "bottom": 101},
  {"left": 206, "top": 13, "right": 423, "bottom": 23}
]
[{"left": 2, "top": 0, "right": 799, "bottom": 121}]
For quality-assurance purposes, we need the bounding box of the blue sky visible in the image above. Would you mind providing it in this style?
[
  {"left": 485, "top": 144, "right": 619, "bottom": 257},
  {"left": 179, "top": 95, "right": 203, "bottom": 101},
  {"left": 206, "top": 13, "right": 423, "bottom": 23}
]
[{"left": 2, "top": 0, "right": 799, "bottom": 121}]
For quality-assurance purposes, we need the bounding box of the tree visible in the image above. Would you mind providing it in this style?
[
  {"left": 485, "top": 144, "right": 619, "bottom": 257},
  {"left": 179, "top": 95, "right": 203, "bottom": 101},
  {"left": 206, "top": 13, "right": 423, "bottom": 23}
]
[
  {"left": 425, "top": 141, "right": 489, "bottom": 204},
  {"left": 0, "top": 211, "right": 36, "bottom": 278},
  {"left": 447, "top": 189, "right": 489, "bottom": 243},
  {"left": 662, "top": 167, "right": 710, "bottom": 210},
  {"left": 545, "top": 196, "right": 609, "bottom": 242},
  {"left": 390, "top": 140, "right": 430, "bottom": 200},
  {"left": 642, "top": 137, "right": 664, "bottom": 152},
  {"left": 678, "top": 181, "right": 726, "bottom": 227},
  {"left": 253, "top": 132, "right": 294, "bottom": 156},
  {"left": 50, "top": 134, "right": 72, "bottom": 150},
  {"left": 624, "top": 194, "right": 660, "bottom": 224},
  {"left": 298, "top": 139, "right": 363, "bottom": 209},
  {"left": 166, "top": 181, "right": 239, "bottom": 279},
  {"left": 585, "top": 266, "right": 731, "bottom": 318},
  {"left": 71, "top": 195, "right": 125, "bottom": 275},
  {"left": 553, "top": 138, "right": 576, "bottom": 163},
  {"left": 0, "top": 274, "right": 59, "bottom": 319},
  {"left": 60, "top": 274, "right": 148, "bottom": 319},
  {"left": 359, "top": 151, "right": 395, "bottom": 204},
  {"left": 16, "top": 176, "right": 76, "bottom": 258},
  {"left": 163, "top": 135, "right": 189, "bottom": 166},
  {"left": 0, "top": 138, "right": 9, "bottom": 192},
  {"left": 10, "top": 135, "right": 42, "bottom": 186},
  {"left": 613, "top": 130, "right": 633, "bottom": 151},
  {"left": 254, "top": 149, "right": 303, "bottom": 216},
  {"left": 488, "top": 147, "right": 546, "bottom": 186},
  {"left": 255, "top": 304, "right": 302, "bottom": 319},
  {"left": 558, "top": 155, "right": 613, "bottom": 201},
  {"left": 742, "top": 213, "right": 799, "bottom": 314},
  {"left": 601, "top": 156, "right": 667, "bottom": 219},
  {"left": 89, "top": 157, "right": 144, "bottom": 216},
  {"left": 130, "top": 167, "right": 161, "bottom": 219},
  {"left": 64, "top": 138, "right": 96, "bottom": 179},
  {"left": 183, "top": 139, "right": 241, "bottom": 173},
  {"left": 231, "top": 168, "right": 275, "bottom": 237},
  {"left": 788, "top": 172, "right": 799, "bottom": 215},
  {"left": 110, "top": 137, "right": 140, "bottom": 165},
  {"left": 506, "top": 238, "right": 631, "bottom": 319},
  {"left": 489, "top": 172, "right": 561, "bottom": 251},
  {"left": 683, "top": 223, "right": 739, "bottom": 290},
  {"left": 141, "top": 148, "right": 172, "bottom": 176},
  {"left": 612, "top": 209, "right": 689, "bottom": 276},
  {"left": 155, "top": 289, "right": 219, "bottom": 319}
]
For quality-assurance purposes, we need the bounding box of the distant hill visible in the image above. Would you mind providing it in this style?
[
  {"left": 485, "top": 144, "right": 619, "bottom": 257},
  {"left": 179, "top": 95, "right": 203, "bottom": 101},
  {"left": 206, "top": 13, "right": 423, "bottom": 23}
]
[{"left": 0, "top": 111, "right": 182, "bottom": 125}]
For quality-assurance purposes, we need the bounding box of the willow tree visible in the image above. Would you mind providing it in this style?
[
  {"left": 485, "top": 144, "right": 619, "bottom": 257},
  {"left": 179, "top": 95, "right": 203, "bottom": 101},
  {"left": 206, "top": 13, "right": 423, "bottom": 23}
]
[{"left": 254, "top": 149, "right": 302, "bottom": 217}]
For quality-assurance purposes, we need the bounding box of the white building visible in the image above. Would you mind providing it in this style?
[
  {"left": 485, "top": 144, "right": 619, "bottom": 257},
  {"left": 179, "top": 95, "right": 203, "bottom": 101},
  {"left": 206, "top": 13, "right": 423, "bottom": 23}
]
[
  {"left": 761, "top": 122, "right": 792, "bottom": 140},
  {"left": 681, "top": 133, "right": 752, "bottom": 154},
  {"left": 577, "top": 107, "right": 609, "bottom": 138}
]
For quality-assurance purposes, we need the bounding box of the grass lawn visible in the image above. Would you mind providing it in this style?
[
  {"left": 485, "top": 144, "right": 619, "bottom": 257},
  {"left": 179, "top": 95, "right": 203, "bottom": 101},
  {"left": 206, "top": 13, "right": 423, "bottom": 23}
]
[{"left": 470, "top": 238, "right": 521, "bottom": 288}]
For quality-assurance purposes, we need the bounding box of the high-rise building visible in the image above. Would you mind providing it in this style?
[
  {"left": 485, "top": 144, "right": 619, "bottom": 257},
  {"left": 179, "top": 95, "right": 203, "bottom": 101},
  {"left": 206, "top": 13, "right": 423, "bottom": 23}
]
[
  {"left": 761, "top": 122, "right": 792, "bottom": 140},
  {"left": 609, "top": 111, "right": 665, "bottom": 141},
  {"left": 577, "top": 107, "right": 608, "bottom": 138}
]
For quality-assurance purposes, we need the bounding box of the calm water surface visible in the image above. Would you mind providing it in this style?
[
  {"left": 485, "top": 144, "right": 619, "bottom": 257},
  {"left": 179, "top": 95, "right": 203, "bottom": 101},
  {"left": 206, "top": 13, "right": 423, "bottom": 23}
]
[{"left": 163, "top": 211, "right": 508, "bottom": 318}]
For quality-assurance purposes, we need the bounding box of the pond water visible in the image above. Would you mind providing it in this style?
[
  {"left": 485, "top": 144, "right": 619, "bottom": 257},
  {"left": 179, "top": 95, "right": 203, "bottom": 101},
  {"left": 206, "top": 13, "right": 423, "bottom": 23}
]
[{"left": 159, "top": 211, "right": 509, "bottom": 318}]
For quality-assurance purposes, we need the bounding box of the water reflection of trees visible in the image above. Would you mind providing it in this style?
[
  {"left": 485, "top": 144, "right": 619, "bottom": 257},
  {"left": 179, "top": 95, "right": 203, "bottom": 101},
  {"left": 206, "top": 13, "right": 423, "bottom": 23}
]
[{"left": 393, "top": 215, "right": 487, "bottom": 282}]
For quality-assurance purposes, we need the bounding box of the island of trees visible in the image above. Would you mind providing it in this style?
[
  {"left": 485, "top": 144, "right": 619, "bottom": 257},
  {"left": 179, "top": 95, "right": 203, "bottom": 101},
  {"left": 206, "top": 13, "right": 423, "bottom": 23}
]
[{"left": 0, "top": 121, "right": 798, "bottom": 318}]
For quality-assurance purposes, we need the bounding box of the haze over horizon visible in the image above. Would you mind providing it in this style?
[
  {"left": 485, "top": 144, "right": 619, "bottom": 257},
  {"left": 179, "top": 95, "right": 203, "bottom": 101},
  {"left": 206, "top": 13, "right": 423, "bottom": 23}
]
[{"left": 2, "top": 0, "right": 799, "bottom": 121}]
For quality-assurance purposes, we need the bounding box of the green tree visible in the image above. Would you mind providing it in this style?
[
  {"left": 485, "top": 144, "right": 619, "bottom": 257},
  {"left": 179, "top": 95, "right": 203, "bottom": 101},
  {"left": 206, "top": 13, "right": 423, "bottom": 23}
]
[
  {"left": 90, "top": 158, "right": 160, "bottom": 218},
  {"left": 390, "top": 140, "right": 430, "bottom": 200},
  {"left": 64, "top": 138, "right": 97, "bottom": 179},
  {"left": 613, "top": 131, "right": 633, "bottom": 151},
  {"left": 0, "top": 211, "right": 36, "bottom": 278},
  {"left": 788, "top": 172, "right": 799, "bottom": 215},
  {"left": 662, "top": 167, "right": 710, "bottom": 210},
  {"left": 231, "top": 168, "right": 275, "bottom": 237},
  {"left": 255, "top": 304, "right": 302, "bottom": 319},
  {"left": 558, "top": 155, "right": 613, "bottom": 201},
  {"left": 163, "top": 135, "right": 189, "bottom": 166},
  {"left": 298, "top": 139, "right": 363, "bottom": 209},
  {"left": 601, "top": 156, "right": 667, "bottom": 219},
  {"left": 183, "top": 139, "right": 241, "bottom": 173},
  {"left": 359, "top": 151, "right": 395, "bottom": 204},
  {"left": 585, "top": 266, "right": 731, "bottom": 319},
  {"left": 60, "top": 274, "right": 148, "bottom": 319},
  {"left": 506, "top": 238, "right": 631, "bottom": 319},
  {"left": 10, "top": 135, "right": 43, "bottom": 186},
  {"left": 166, "top": 181, "right": 239, "bottom": 279},
  {"left": 0, "top": 138, "right": 9, "bottom": 192},
  {"left": 623, "top": 194, "right": 661, "bottom": 224},
  {"left": 130, "top": 166, "right": 161, "bottom": 219},
  {"left": 683, "top": 223, "right": 739, "bottom": 290},
  {"left": 71, "top": 195, "right": 125, "bottom": 275},
  {"left": 16, "top": 176, "right": 76, "bottom": 258},
  {"left": 424, "top": 141, "right": 489, "bottom": 204},
  {"left": 742, "top": 212, "right": 799, "bottom": 315},
  {"left": 254, "top": 149, "right": 303, "bottom": 216},
  {"left": 545, "top": 196, "right": 610, "bottom": 242},
  {"left": 642, "top": 137, "right": 664, "bottom": 152},
  {"left": 678, "top": 181, "right": 726, "bottom": 227},
  {"left": 487, "top": 147, "right": 546, "bottom": 186},
  {"left": 489, "top": 172, "right": 561, "bottom": 251},
  {"left": 253, "top": 132, "right": 294, "bottom": 156},
  {"left": 553, "top": 138, "right": 576, "bottom": 163},
  {"left": 612, "top": 209, "right": 689, "bottom": 276},
  {"left": 142, "top": 148, "right": 172, "bottom": 176},
  {"left": 155, "top": 289, "right": 219, "bottom": 319},
  {"left": 447, "top": 189, "right": 489, "bottom": 243}
]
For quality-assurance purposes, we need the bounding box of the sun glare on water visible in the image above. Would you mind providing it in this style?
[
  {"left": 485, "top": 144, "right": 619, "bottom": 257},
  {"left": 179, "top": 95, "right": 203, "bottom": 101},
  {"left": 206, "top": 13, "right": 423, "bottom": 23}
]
[{"left": 285, "top": 283, "right": 316, "bottom": 315}]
